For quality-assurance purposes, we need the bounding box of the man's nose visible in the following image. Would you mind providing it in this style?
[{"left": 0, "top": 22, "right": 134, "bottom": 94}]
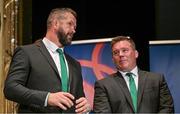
[
  {"left": 118, "top": 51, "right": 124, "bottom": 56},
  {"left": 72, "top": 29, "right": 76, "bottom": 34}
]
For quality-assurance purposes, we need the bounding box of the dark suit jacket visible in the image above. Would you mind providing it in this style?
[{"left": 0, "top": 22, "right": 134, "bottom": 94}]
[
  {"left": 93, "top": 70, "right": 174, "bottom": 113},
  {"left": 4, "top": 40, "right": 85, "bottom": 113}
]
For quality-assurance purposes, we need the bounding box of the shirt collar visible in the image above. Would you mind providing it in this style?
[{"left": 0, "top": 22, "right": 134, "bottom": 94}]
[
  {"left": 42, "top": 37, "right": 64, "bottom": 53},
  {"left": 119, "top": 66, "right": 138, "bottom": 77}
]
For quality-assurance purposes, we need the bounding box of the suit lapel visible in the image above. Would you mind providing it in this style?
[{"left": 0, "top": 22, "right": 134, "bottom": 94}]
[
  {"left": 36, "top": 40, "right": 74, "bottom": 93},
  {"left": 137, "top": 70, "right": 147, "bottom": 111},
  {"left": 36, "top": 40, "right": 59, "bottom": 76},
  {"left": 114, "top": 72, "right": 135, "bottom": 111}
]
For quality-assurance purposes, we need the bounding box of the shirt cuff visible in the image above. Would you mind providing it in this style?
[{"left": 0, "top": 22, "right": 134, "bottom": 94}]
[{"left": 44, "top": 92, "right": 50, "bottom": 107}]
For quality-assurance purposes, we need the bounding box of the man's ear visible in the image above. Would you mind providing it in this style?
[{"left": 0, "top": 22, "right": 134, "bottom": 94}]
[
  {"left": 135, "top": 50, "right": 139, "bottom": 58},
  {"left": 53, "top": 20, "right": 59, "bottom": 29}
]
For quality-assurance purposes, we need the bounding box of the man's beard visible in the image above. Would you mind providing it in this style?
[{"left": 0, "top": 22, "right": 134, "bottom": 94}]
[{"left": 56, "top": 29, "right": 72, "bottom": 46}]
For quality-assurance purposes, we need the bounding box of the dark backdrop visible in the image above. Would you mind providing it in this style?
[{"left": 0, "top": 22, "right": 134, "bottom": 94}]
[
  {"left": 32, "top": 0, "right": 155, "bottom": 40},
  {"left": 155, "top": 0, "right": 180, "bottom": 39}
]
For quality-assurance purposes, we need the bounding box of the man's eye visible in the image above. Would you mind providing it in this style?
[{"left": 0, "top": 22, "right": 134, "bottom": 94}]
[
  {"left": 122, "top": 49, "right": 129, "bottom": 52},
  {"left": 68, "top": 22, "right": 72, "bottom": 25},
  {"left": 113, "top": 51, "right": 119, "bottom": 56}
]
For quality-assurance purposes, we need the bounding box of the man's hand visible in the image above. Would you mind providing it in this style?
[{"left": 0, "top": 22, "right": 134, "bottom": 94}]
[
  {"left": 75, "top": 97, "right": 91, "bottom": 114},
  {"left": 48, "top": 92, "right": 74, "bottom": 110}
]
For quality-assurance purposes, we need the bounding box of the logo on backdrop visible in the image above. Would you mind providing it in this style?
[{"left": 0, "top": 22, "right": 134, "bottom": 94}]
[{"left": 65, "top": 42, "right": 116, "bottom": 106}]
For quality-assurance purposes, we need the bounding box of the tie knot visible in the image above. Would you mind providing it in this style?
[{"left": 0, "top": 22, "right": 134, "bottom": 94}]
[
  {"left": 126, "top": 72, "right": 134, "bottom": 77},
  {"left": 57, "top": 48, "right": 63, "bottom": 55}
]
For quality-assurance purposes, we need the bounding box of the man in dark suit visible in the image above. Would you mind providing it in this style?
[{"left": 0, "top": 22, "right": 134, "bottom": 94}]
[
  {"left": 4, "top": 8, "right": 91, "bottom": 113},
  {"left": 93, "top": 36, "right": 174, "bottom": 113}
]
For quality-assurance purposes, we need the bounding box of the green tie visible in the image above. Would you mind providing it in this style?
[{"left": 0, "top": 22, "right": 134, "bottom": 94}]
[
  {"left": 57, "top": 48, "right": 68, "bottom": 92},
  {"left": 126, "top": 73, "right": 137, "bottom": 112}
]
